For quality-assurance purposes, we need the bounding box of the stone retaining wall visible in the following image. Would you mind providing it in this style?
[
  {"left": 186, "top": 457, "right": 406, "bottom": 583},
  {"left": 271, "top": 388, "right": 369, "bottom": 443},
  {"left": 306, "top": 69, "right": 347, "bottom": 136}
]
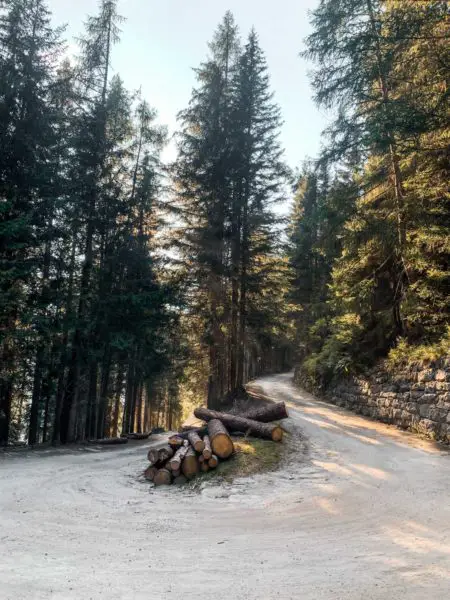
[{"left": 326, "top": 359, "right": 450, "bottom": 443}]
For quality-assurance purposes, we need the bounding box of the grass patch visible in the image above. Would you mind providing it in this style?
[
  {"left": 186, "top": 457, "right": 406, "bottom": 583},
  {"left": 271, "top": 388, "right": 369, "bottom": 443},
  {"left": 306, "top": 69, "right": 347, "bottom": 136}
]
[
  {"left": 386, "top": 328, "right": 450, "bottom": 369},
  {"left": 188, "top": 436, "right": 285, "bottom": 491}
]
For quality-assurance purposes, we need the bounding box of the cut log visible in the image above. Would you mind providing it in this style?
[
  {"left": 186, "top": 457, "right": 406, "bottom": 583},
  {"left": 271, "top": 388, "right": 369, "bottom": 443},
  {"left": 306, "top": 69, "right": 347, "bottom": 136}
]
[
  {"left": 173, "top": 475, "right": 187, "bottom": 485},
  {"left": 208, "top": 454, "right": 219, "bottom": 469},
  {"left": 126, "top": 432, "right": 151, "bottom": 440},
  {"left": 171, "top": 469, "right": 181, "bottom": 478},
  {"left": 147, "top": 444, "right": 174, "bottom": 467},
  {"left": 200, "top": 462, "right": 210, "bottom": 473},
  {"left": 195, "top": 408, "right": 283, "bottom": 442},
  {"left": 168, "top": 435, "right": 185, "bottom": 449},
  {"left": 181, "top": 446, "right": 199, "bottom": 479},
  {"left": 202, "top": 435, "right": 212, "bottom": 460},
  {"left": 174, "top": 426, "right": 208, "bottom": 440},
  {"left": 207, "top": 419, "right": 234, "bottom": 459},
  {"left": 187, "top": 430, "right": 205, "bottom": 453},
  {"left": 88, "top": 437, "right": 128, "bottom": 445},
  {"left": 198, "top": 454, "right": 205, "bottom": 464},
  {"left": 144, "top": 465, "right": 158, "bottom": 481},
  {"left": 153, "top": 468, "right": 172, "bottom": 486},
  {"left": 243, "top": 402, "right": 288, "bottom": 423},
  {"left": 169, "top": 441, "right": 190, "bottom": 471}
]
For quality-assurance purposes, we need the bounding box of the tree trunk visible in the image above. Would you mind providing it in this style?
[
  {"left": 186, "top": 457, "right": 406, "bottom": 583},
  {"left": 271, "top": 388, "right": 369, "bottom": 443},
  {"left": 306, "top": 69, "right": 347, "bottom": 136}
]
[
  {"left": 195, "top": 408, "right": 283, "bottom": 442},
  {"left": 96, "top": 351, "right": 111, "bottom": 439},
  {"left": 206, "top": 418, "right": 234, "bottom": 458},
  {"left": 111, "top": 364, "right": 124, "bottom": 438}
]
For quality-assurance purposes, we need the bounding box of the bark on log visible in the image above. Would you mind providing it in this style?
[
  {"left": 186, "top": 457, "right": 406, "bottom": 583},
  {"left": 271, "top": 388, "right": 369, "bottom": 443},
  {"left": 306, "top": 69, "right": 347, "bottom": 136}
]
[
  {"left": 195, "top": 408, "right": 283, "bottom": 442},
  {"left": 181, "top": 446, "right": 199, "bottom": 479},
  {"left": 202, "top": 435, "right": 212, "bottom": 460},
  {"left": 168, "top": 435, "right": 185, "bottom": 449},
  {"left": 207, "top": 419, "right": 234, "bottom": 459},
  {"left": 126, "top": 432, "right": 151, "bottom": 440},
  {"left": 175, "top": 426, "right": 208, "bottom": 440},
  {"left": 153, "top": 468, "right": 172, "bottom": 486},
  {"left": 208, "top": 455, "right": 219, "bottom": 468},
  {"left": 173, "top": 475, "right": 187, "bottom": 485},
  {"left": 147, "top": 444, "right": 174, "bottom": 467},
  {"left": 187, "top": 430, "right": 205, "bottom": 453},
  {"left": 169, "top": 441, "right": 190, "bottom": 471},
  {"left": 88, "top": 437, "right": 128, "bottom": 445},
  {"left": 243, "top": 402, "right": 288, "bottom": 423},
  {"left": 144, "top": 465, "right": 158, "bottom": 481},
  {"left": 200, "top": 462, "right": 210, "bottom": 473}
]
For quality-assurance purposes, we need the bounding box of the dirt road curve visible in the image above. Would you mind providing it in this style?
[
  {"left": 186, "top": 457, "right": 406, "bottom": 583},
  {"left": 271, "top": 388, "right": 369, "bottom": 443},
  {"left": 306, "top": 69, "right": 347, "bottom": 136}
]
[{"left": 1, "top": 373, "right": 449, "bottom": 600}]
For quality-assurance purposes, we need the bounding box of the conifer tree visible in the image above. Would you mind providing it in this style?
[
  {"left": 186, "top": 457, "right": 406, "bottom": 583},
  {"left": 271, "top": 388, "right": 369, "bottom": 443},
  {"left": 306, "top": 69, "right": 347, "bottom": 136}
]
[
  {"left": 174, "top": 12, "right": 240, "bottom": 408},
  {"left": 0, "top": 0, "right": 64, "bottom": 444}
]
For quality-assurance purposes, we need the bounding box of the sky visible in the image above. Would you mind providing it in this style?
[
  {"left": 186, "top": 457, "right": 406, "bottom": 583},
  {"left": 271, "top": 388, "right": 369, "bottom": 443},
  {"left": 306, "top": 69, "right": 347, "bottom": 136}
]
[{"left": 47, "top": 0, "right": 327, "bottom": 170}]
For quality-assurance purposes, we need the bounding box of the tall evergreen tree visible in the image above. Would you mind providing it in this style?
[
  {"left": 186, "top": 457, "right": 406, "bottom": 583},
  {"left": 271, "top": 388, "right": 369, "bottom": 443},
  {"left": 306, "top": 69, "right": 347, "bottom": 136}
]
[
  {"left": 0, "top": 0, "right": 64, "bottom": 444},
  {"left": 174, "top": 12, "right": 240, "bottom": 408},
  {"left": 229, "top": 29, "right": 288, "bottom": 390}
]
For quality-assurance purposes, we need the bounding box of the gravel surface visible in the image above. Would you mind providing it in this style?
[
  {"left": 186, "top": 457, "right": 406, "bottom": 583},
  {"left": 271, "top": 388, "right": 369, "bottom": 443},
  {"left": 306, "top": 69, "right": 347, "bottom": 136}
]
[{"left": 1, "top": 372, "right": 449, "bottom": 599}]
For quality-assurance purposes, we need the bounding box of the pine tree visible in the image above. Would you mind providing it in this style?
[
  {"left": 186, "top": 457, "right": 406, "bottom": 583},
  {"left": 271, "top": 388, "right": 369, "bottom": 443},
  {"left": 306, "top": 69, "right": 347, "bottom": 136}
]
[
  {"left": 174, "top": 12, "right": 240, "bottom": 408},
  {"left": 229, "top": 29, "right": 289, "bottom": 390},
  {"left": 0, "top": 0, "right": 64, "bottom": 444},
  {"left": 59, "top": 0, "right": 124, "bottom": 442}
]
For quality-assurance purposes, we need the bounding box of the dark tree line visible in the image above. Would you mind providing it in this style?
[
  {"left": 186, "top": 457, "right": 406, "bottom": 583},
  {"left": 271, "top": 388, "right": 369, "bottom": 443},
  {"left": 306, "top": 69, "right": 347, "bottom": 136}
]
[{"left": 0, "top": 0, "right": 183, "bottom": 446}]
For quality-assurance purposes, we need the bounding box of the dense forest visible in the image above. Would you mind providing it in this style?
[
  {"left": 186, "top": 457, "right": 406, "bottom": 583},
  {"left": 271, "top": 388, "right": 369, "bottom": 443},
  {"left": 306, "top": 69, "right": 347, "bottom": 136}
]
[
  {"left": 291, "top": 0, "right": 449, "bottom": 389},
  {"left": 0, "top": 0, "right": 448, "bottom": 446}
]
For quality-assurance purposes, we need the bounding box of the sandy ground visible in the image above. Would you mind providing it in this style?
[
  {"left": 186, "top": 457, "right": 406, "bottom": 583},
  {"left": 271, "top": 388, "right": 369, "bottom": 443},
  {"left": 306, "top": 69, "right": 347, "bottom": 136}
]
[{"left": 1, "top": 373, "right": 450, "bottom": 600}]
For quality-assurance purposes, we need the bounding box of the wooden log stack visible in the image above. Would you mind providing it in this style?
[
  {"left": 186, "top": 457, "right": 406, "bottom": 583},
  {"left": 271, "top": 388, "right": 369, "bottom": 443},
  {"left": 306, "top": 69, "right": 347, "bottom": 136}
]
[{"left": 143, "top": 401, "right": 288, "bottom": 486}]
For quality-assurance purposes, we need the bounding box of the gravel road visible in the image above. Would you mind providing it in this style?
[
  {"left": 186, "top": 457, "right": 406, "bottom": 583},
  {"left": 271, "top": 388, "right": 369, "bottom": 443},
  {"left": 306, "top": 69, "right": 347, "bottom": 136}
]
[{"left": 1, "top": 372, "right": 449, "bottom": 599}]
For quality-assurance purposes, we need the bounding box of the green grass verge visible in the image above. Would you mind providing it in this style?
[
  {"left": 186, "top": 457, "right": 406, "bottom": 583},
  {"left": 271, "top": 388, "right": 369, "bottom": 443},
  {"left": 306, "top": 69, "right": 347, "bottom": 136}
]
[{"left": 188, "top": 436, "right": 285, "bottom": 491}]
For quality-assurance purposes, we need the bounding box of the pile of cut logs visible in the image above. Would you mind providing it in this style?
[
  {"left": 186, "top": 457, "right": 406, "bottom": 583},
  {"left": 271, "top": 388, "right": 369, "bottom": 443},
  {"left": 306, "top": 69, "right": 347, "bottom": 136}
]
[{"left": 144, "top": 402, "right": 288, "bottom": 486}]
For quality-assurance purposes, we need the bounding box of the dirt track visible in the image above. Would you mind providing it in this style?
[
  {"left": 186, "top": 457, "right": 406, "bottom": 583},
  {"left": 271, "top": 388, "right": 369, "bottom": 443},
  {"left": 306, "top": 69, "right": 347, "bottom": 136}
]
[{"left": 1, "top": 373, "right": 449, "bottom": 599}]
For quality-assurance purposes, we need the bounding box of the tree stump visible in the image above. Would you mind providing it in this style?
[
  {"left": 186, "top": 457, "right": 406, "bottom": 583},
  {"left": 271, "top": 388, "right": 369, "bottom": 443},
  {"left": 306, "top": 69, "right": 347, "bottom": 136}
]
[{"left": 207, "top": 419, "right": 234, "bottom": 459}]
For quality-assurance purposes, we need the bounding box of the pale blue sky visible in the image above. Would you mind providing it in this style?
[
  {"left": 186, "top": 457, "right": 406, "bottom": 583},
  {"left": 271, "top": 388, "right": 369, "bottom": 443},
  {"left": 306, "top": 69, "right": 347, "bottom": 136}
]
[{"left": 48, "top": 0, "right": 327, "bottom": 169}]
